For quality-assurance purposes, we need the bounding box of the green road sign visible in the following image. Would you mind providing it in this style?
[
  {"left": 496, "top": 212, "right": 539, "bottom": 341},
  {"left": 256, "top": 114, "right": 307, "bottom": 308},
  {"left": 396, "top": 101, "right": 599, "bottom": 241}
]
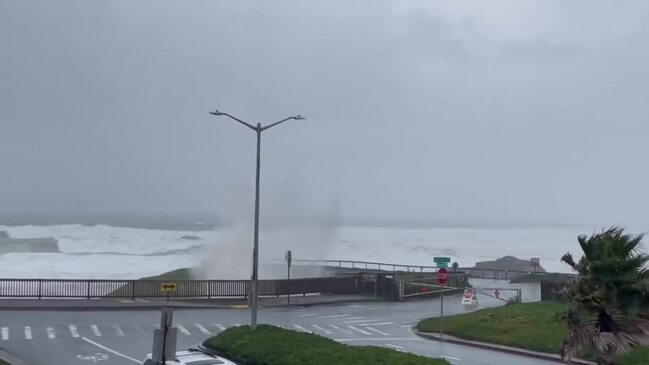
[
  {"left": 434, "top": 257, "right": 451, "bottom": 263},
  {"left": 436, "top": 262, "right": 448, "bottom": 268}
]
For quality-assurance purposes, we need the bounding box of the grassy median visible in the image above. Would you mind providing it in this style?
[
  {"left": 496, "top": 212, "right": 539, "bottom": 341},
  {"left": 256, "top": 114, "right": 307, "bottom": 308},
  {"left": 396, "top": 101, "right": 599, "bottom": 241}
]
[
  {"left": 203, "top": 324, "right": 449, "bottom": 365},
  {"left": 417, "top": 301, "right": 649, "bottom": 364}
]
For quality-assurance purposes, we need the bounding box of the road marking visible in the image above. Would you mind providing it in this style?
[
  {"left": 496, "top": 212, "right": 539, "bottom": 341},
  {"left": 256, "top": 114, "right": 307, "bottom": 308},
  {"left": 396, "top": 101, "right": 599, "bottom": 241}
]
[
  {"left": 359, "top": 322, "right": 394, "bottom": 326},
  {"left": 177, "top": 324, "right": 190, "bottom": 335},
  {"left": 1, "top": 327, "right": 8, "bottom": 340},
  {"left": 135, "top": 299, "right": 150, "bottom": 303},
  {"left": 119, "top": 300, "right": 134, "bottom": 303},
  {"left": 293, "top": 324, "right": 311, "bottom": 333},
  {"left": 344, "top": 319, "right": 382, "bottom": 324},
  {"left": 133, "top": 325, "right": 147, "bottom": 335},
  {"left": 442, "top": 355, "right": 463, "bottom": 361},
  {"left": 384, "top": 343, "right": 404, "bottom": 350},
  {"left": 81, "top": 337, "right": 140, "bottom": 364},
  {"left": 69, "top": 325, "right": 80, "bottom": 338},
  {"left": 317, "top": 314, "right": 350, "bottom": 319},
  {"left": 195, "top": 324, "right": 211, "bottom": 335},
  {"left": 24, "top": 326, "right": 32, "bottom": 340},
  {"left": 311, "top": 324, "right": 332, "bottom": 335},
  {"left": 91, "top": 325, "right": 102, "bottom": 337},
  {"left": 347, "top": 326, "right": 372, "bottom": 335},
  {"left": 113, "top": 325, "right": 124, "bottom": 337},
  {"left": 346, "top": 316, "right": 365, "bottom": 320},
  {"left": 47, "top": 326, "right": 56, "bottom": 339},
  {"left": 298, "top": 313, "right": 320, "bottom": 317},
  {"left": 365, "top": 327, "right": 390, "bottom": 336},
  {"left": 328, "top": 325, "right": 352, "bottom": 335},
  {"left": 214, "top": 324, "right": 226, "bottom": 331},
  {"left": 77, "top": 353, "right": 109, "bottom": 362}
]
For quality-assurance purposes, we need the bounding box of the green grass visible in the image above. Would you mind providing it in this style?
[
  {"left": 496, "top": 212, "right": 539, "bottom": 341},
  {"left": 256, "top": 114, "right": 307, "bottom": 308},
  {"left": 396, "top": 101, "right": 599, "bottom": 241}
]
[
  {"left": 417, "top": 301, "right": 649, "bottom": 363},
  {"left": 0, "top": 360, "right": 9, "bottom": 365},
  {"left": 418, "top": 301, "right": 567, "bottom": 353},
  {"left": 141, "top": 267, "right": 194, "bottom": 280},
  {"left": 203, "top": 324, "right": 449, "bottom": 365}
]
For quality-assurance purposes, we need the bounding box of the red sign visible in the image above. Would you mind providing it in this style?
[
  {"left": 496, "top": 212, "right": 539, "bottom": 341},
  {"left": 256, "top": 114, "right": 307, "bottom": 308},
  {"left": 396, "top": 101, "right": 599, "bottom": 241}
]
[
  {"left": 464, "top": 288, "right": 474, "bottom": 299},
  {"left": 495, "top": 290, "right": 500, "bottom": 299},
  {"left": 437, "top": 268, "right": 449, "bottom": 286}
]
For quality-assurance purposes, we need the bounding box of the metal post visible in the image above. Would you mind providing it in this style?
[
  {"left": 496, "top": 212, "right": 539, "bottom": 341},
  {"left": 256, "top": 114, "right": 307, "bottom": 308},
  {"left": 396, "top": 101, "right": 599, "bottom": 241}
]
[
  {"left": 251, "top": 124, "right": 261, "bottom": 329},
  {"left": 287, "top": 258, "right": 291, "bottom": 304},
  {"left": 209, "top": 110, "right": 306, "bottom": 330},
  {"left": 440, "top": 288, "right": 444, "bottom": 336}
]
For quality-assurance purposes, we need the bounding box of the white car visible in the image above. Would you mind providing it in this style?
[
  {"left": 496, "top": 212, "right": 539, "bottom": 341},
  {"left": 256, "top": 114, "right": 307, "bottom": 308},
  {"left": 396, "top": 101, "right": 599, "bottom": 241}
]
[{"left": 143, "top": 349, "right": 237, "bottom": 365}]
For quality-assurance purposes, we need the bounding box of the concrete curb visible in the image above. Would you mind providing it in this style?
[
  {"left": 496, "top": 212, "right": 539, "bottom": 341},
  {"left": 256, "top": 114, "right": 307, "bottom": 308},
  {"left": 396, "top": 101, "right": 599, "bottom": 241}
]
[
  {"left": 0, "top": 348, "right": 29, "bottom": 365},
  {"left": 0, "top": 304, "right": 235, "bottom": 311},
  {"left": 0, "top": 298, "right": 385, "bottom": 311},
  {"left": 414, "top": 331, "right": 595, "bottom": 365}
]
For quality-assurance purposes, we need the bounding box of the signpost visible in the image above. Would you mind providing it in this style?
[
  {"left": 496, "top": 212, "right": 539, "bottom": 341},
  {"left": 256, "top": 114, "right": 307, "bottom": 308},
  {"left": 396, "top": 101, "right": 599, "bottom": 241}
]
[
  {"left": 160, "top": 282, "right": 177, "bottom": 302},
  {"left": 361, "top": 273, "right": 378, "bottom": 283},
  {"left": 434, "top": 257, "right": 451, "bottom": 268},
  {"left": 437, "top": 267, "right": 448, "bottom": 336},
  {"left": 285, "top": 250, "right": 292, "bottom": 304},
  {"left": 148, "top": 309, "right": 177, "bottom": 365},
  {"left": 160, "top": 283, "right": 177, "bottom": 291}
]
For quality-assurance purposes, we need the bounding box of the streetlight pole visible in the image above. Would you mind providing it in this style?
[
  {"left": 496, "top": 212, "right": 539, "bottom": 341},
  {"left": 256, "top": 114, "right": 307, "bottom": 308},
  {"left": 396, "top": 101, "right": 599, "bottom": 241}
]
[{"left": 209, "top": 110, "right": 305, "bottom": 329}]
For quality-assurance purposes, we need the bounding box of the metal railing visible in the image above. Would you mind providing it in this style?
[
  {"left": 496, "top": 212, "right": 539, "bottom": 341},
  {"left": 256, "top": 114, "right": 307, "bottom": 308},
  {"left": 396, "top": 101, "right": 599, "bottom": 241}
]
[
  {"left": 0, "top": 276, "right": 359, "bottom": 299},
  {"left": 285, "top": 258, "right": 565, "bottom": 280}
]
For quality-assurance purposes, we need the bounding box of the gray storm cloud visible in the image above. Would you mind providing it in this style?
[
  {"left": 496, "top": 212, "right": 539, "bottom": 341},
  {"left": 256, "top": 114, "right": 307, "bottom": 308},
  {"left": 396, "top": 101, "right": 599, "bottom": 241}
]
[{"left": 1, "top": 0, "right": 648, "bottom": 228}]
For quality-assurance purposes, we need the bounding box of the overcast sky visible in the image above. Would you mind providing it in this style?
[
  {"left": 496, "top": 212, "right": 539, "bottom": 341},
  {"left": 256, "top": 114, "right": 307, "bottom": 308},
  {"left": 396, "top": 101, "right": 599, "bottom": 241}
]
[{"left": 1, "top": 1, "right": 648, "bottom": 227}]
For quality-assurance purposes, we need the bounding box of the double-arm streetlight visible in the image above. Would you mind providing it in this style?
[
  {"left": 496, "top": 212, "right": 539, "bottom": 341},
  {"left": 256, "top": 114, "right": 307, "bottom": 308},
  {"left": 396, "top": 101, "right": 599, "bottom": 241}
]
[{"left": 209, "top": 109, "right": 306, "bottom": 329}]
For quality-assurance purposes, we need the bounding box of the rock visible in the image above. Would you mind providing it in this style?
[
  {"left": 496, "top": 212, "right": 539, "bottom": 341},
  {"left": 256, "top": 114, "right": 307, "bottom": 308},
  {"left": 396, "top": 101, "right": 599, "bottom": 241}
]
[{"left": 473, "top": 255, "right": 546, "bottom": 272}]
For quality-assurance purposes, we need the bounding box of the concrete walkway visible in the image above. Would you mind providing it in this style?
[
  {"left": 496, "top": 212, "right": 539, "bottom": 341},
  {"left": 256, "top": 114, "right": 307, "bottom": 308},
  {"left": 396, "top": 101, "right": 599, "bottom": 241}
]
[{"left": 415, "top": 331, "right": 596, "bottom": 365}]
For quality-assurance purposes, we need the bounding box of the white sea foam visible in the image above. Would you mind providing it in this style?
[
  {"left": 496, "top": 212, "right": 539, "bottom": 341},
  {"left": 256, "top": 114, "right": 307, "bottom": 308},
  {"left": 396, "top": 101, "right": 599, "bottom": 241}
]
[{"left": 0, "top": 224, "right": 640, "bottom": 278}]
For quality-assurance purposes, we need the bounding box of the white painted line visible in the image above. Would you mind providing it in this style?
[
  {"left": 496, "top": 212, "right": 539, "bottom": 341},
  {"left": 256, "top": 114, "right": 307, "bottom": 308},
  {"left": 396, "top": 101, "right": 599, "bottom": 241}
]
[
  {"left": 328, "top": 325, "right": 352, "bottom": 335},
  {"left": 346, "top": 316, "right": 365, "bottom": 320},
  {"left": 135, "top": 299, "right": 150, "bottom": 303},
  {"left": 311, "top": 324, "right": 332, "bottom": 335},
  {"left": 47, "top": 326, "right": 56, "bottom": 339},
  {"left": 91, "top": 324, "right": 102, "bottom": 337},
  {"left": 317, "top": 314, "right": 350, "bottom": 319},
  {"left": 195, "top": 324, "right": 211, "bottom": 335},
  {"left": 384, "top": 343, "right": 405, "bottom": 350},
  {"left": 69, "top": 325, "right": 80, "bottom": 338},
  {"left": 119, "top": 299, "right": 134, "bottom": 303},
  {"left": 24, "top": 326, "right": 32, "bottom": 340},
  {"left": 347, "top": 326, "right": 372, "bottom": 336},
  {"left": 1, "top": 327, "right": 8, "bottom": 340},
  {"left": 335, "top": 337, "right": 423, "bottom": 342},
  {"left": 176, "top": 324, "right": 190, "bottom": 335},
  {"left": 442, "top": 355, "right": 463, "bottom": 361},
  {"left": 214, "top": 324, "right": 226, "bottom": 331},
  {"left": 293, "top": 324, "right": 312, "bottom": 333},
  {"left": 344, "top": 319, "right": 382, "bottom": 324},
  {"left": 113, "top": 325, "right": 124, "bottom": 337},
  {"left": 82, "top": 337, "right": 140, "bottom": 363},
  {"left": 365, "top": 327, "right": 390, "bottom": 336},
  {"left": 298, "top": 313, "right": 320, "bottom": 317},
  {"left": 359, "top": 322, "right": 394, "bottom": 326}
]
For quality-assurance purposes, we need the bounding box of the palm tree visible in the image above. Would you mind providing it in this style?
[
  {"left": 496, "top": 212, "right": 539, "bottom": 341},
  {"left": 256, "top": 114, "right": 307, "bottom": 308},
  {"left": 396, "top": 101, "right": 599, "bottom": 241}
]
[{"left": 560, "top": 227, "right": 649, "bottom": 364}]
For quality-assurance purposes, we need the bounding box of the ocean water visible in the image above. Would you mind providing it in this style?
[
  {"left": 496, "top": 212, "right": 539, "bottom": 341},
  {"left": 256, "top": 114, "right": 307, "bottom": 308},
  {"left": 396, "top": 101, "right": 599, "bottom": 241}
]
[{"left": 0, "top": 223, "right": 628, "bottom": 279}]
